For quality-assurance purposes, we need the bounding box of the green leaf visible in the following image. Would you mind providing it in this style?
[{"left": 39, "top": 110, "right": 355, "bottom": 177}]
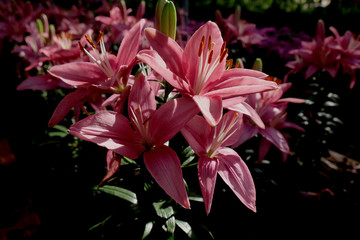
[
  {"left": 166, "top": 216, "right": 176, "bottom": 234},
  {"left": 95, "top": 185, "right": 138, "bottom": 204},
  {"left": 142, "top": 222, "right": 154, "bottom": 239},
  {"left": 88, "top": 215, "right": 112, "bottom": 231},
  {"left": 175, "top": 219, "right": 198, "bottom": 240},
  {"left": 153, "top": 201, "right": 174, "bottom": 219}
]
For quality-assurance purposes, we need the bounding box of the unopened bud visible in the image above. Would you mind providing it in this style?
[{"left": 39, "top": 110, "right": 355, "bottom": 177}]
[
  {"left": 136, "top": 0, "right": 146, "bottom": 21},
  {"left": 155, "top": 0, "right": 167, "bottom": 30},
  {"left": 155, "top": 0, "right": 177, "bottom": 40},
  {"left": 252, "top": 58, "right": 263, "bottom": 72},
  {"left": 161, "top": 1, "right": 177, "bottom": 40}
]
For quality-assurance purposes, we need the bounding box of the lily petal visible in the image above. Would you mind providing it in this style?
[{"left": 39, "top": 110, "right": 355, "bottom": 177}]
[
  {"left": 226, "top": 101, "right": 265, "bottom": 129},
  {"left": 181, "top": 115, "right": 212, "bottom": 156},
  {"left": 48, "top": 88, "right": 93, "bottom": 127},
  {"left": 198, "top": 157, "right": 219, "bottom": 215},
  {"left": 217, "top": 147, "right": 256, "bottom": 212},
  {"left": 143, "top": 145, "right": 190, "bottom": 209},
  {"left": 17, "top": 74, "right": 72, "bottom": 91},
  {"left": 192, "top": 95, "right": 222, "bottom": 127},
  {"left": 144, "top": 27, "right": 185, "bottom": 78},
  {"left": 137, "top": 49, "right": 189, "bottom": 92},
  {"left": 68, "top": 111, "right": 145, "bottom": 159},
  {"left": 149, "top": 96, "right": 199, "bottom": 145},
  {"left": 116, "top": 19, "right": 146, "bottom": 67},
  {"left": 259, "top": 127, "right": 289, "bottom": 153},
  {"left": 128, "top": 74, "right": 156, "bottom": 121},
  {"left": 49, "top": 62, "right": 108, "bottom": 86}
]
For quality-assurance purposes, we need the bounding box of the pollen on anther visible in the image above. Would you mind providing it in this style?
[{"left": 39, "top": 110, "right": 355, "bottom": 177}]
[
  {"left": 208, "top": 35, "right": 212, "bottom": 50},
  {"left": 198, "top": 38, "right": 205, "bottom": 57},
  {"left": 78, "top": 42, "right": 86, "bottom": 54},
  {"left": 85, "top": 34, "right": 96, "bottom": 49},
  {"left": 220, "top": 48, "right": 228, "bottom": 63},
  {"left": 220, "top": 42, "right": 226, "bottom": 54},
  {"left": 96, "top": 31, "right": 104, "bottom": 44},
  {"left": 207, "top": 50, "right": 214, "bottom": 64}
]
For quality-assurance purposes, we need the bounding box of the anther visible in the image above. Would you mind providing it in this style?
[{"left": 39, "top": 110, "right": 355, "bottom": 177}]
[
  {"left": 85, "top": 34, "right": 96, "bottom": 49},
  {"left": 225, "top": 59, "right": 233, "bottom": 70},
  {"left": 220, "top": 48, "right": 228, "bottom": 63},
  {"left": 220, "top": 41, "right": 226, "bottom": 54},
  {"left": 208, "top": 35, "right": 212, "bottom": 50},
  {"left": 78, "top": 42, "right": 86, "bottom": 54},
  {"left": 207, "top": 50, "right": 214, "bottom": 64},
  {"left": 198, "top": 36, "right": 205, "bottom": 57},
  {"left": 96, "top": 31, "right": 104, "bottom": 44}
]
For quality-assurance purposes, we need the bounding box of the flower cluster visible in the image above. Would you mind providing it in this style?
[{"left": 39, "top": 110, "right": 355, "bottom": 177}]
[
  {"left": 285, "top": 19, "right": 360, "bottom": 88},
  {"left": 7, "top": 0, "right": 311, "bottom": 216}
]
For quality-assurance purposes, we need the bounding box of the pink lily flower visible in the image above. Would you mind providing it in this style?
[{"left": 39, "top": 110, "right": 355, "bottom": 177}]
[
  {"left": 232, "top": 82, "right": 305, "bottom": 162},
  {"left": 95, "top": 1, "right": 145, "bottom": 44},
  {"left": 181, "top": 111, "right": 256, "bottom": 214},
  {"left": 285, "top": 20, "right": 340, "bottom": 82},
  {"left": 137, "top": 21, "right": 278, "bottom": 127},
  {"left": 47, "top": 19, "right": 146, "bottom": 127},
  {"left": 69, "top": 74, "right": 199, "bottom": 209},
  {"left": 215, "top": 8, "right": 264, "bottom": 47},
  {"left": 328, "top": 27, "right": 360, "bottom": 89}
]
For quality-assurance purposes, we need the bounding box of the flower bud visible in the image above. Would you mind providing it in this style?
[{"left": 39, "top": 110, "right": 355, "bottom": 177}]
[
  {"left": 155, "top": 0, "right": 166, "bottom": 30},
  {"left": 252, "top": 58, "right": 263, "bottom": 72},
  {"left": 155, "top": 0, "right": 177, "bottom": 40},
  {"left": 136, "top": 0, "right": 146, "bottom": 21},
  {"left": 161, "top": 1, "right": 177, "bottom": 40}
]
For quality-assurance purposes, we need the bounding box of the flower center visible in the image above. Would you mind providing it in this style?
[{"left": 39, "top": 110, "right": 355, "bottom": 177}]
[
  {"left": 56, "top": 32, "right": 73, "bottom": 50},
  {"left": 129, "top": 107, "right": 153, "bottom": 149},
  {"left": 193, "top": 35, "right": 228, "bottom": 95},
  {"left": 207, "top": 112, "right": 239, "bottom": 158},
  {"left": 79, "top": 31, "right": 115, "bottom": 78}
]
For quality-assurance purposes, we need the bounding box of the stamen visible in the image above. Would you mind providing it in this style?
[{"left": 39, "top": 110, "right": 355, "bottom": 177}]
[
  {"left": 225, "top": 59, "right": 233, "bottom": 70},
  {"left": 85, "top": 34, "right": 96, "bottom": 49},
  {"left": 220, "top": 41, "right": 226, "bottom": 54},
  {"left": 234, "top": 60, "right": 240, "bottom": 68},
  {"left": 208, "top": 35, "right": 212, "bottom": 50},
  {"left": 266, "top": 76, "right": 282, "bottom": 85},
  {"left": 78, "top": 42, "right": 86, "bottom": 54},
  {"left": 198, "top": 36, "right": 205, "bottom": 57},
  {"left": 96, "top": 31, "right": 104, "bottom": 44},
  {"left": 220, "top": 48, "right": 228, "bottom": 63},
  {"left": 207, "top": 50, "right": 214, "bottom": 64}
]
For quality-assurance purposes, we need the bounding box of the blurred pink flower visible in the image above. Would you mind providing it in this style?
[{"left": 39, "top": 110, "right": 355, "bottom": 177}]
[
  {"left": 181, "top": 111, "right": 256, "bottom": 214},
  {"left": 95, "top": 1, "right": 146, "bottom": 44},
  {"left": 328, "top": 27, "right": 360, "bottom": 88},
  {"left": 215, "top": 8, "right": 264, "bottom": 47},
  {"left": 285, "top": 20, "right": 340, "bottom": 81}
]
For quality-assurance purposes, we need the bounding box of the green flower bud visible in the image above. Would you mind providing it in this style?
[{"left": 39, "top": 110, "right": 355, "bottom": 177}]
[
  {"left": 252, "top": 58, "right": 263, "bottom": 72},
  {"left": 155, "top": 0, "right": 167, "bottom": 31},
  {"left": 160, "top": 1, "right": 177, "bottom": 40}
]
